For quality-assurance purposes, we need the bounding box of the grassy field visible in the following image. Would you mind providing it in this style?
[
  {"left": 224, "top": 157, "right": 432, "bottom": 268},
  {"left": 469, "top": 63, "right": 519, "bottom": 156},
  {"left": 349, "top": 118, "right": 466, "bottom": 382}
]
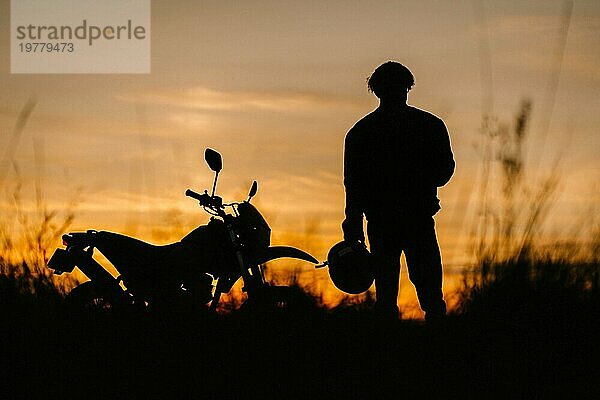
[{"left": 1, "top": 248, "right": 598, "bottom": 399}]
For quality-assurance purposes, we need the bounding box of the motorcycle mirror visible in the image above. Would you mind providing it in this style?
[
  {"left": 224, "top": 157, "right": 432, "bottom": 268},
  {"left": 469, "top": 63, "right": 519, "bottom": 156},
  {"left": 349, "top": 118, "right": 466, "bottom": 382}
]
[
  {"left": 248, "top": 180, "right": 258, "bottom": 201},
  {"left": 204, "top": 148, "right": 222, "bottom": 173}
]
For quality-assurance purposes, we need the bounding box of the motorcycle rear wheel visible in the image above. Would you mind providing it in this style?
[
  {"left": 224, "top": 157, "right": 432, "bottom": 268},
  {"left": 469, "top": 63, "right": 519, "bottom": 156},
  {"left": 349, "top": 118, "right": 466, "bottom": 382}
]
[{"left": 66, "top": 281, "right": 115, "bottom": 310}]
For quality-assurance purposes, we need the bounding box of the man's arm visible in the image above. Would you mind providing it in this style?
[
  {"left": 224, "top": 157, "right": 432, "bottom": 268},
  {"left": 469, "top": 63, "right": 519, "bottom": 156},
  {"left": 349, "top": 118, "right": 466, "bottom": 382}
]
[
  {"left": 430, "top": 118, "right": 455, "bottom": 187},
  {"left": 342, "top": 128, "right": 366, "bottom": 243}
]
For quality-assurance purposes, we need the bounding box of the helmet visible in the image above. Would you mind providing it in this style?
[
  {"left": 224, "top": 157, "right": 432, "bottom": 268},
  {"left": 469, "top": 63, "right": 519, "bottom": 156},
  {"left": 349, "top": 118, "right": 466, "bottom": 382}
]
[{"left": 327, "top": 241, "right": 374, "bottom": 294}]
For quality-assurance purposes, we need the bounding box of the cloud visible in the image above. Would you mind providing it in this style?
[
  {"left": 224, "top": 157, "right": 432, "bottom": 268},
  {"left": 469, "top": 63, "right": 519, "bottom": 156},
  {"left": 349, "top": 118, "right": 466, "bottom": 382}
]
[
  {"left": 119, "top": 86, "right": 365, "bottom": 114},
  {"left": 486, "top": 14, "right": 600, "bottom": 80}
]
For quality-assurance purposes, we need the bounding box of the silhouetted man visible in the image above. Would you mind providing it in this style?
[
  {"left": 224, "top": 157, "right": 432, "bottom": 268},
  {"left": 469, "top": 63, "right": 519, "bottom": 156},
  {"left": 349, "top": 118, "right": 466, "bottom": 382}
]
[{"left": 342, "top": 61, "right": 455, "bottom": 321}]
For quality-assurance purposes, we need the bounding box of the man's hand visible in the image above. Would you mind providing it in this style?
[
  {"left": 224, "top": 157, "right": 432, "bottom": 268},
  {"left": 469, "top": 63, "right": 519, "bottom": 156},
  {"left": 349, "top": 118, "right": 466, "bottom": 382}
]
[{"left": 342, "top": 216, "right": 365, "bottom": 244}]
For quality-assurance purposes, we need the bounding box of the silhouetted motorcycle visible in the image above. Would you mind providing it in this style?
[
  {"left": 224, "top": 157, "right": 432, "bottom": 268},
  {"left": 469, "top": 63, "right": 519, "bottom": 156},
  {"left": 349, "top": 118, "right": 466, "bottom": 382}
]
[{"left": 47, "top": 148, "right": 318, "bottom": 312}]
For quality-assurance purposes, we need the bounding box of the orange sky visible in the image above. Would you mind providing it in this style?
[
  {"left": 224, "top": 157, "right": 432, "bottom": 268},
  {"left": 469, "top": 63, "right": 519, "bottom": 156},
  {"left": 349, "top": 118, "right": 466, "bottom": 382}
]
[{"left": 1, "top": 0, "right": 599, "bottom": 315}]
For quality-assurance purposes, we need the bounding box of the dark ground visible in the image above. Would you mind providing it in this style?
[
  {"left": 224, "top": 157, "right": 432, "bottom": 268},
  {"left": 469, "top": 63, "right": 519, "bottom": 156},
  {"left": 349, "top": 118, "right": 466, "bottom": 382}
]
[{"left": 1, "top": 296, "right": 598, "bottom": 400}]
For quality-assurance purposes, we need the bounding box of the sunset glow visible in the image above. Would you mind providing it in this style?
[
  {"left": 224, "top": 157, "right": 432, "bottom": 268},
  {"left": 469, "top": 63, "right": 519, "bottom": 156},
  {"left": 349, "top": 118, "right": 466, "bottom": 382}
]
[{"left": 1, "top": 0, "right": 598, "bottom": 315}]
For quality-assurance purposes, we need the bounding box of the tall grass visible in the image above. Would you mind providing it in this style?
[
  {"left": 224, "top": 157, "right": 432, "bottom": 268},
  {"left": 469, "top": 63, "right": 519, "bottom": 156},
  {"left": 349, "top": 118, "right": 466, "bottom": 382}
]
[
  {"left": 0, "top": 100, "right": 78, "bottom": 308},
  {"left": 459, "top": 99, "right": 599, "bottom": 319},
  {"left": 0, "top": 172, "right": 79, "bottom": 303}
]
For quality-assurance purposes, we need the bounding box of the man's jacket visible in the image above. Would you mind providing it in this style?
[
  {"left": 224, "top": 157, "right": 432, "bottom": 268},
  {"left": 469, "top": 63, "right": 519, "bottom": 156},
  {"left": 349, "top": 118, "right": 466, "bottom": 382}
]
[{"left": 344, "top": 104, "right": 455, "bottom": 223}]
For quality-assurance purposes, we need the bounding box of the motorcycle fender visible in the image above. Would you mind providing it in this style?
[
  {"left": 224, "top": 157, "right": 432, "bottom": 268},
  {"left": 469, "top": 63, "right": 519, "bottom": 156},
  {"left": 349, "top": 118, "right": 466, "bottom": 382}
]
[
  {"left": 47, "top": 248, "right": 76, "bottom": 274},
  {"left": 258, "top": 246, "right": 318, "bottom": 265}
]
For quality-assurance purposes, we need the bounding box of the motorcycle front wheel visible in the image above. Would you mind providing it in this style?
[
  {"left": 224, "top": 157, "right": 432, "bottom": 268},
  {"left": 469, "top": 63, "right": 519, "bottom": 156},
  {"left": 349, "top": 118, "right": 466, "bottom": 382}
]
[{"left": 240, "top": 285, "right": 317, "bottom": 315}]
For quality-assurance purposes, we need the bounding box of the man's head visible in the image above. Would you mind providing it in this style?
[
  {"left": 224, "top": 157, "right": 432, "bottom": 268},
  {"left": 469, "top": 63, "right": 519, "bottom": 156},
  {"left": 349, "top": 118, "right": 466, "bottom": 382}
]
[{"left": 367, "top": 61, "right": 414, "bottom": 102}]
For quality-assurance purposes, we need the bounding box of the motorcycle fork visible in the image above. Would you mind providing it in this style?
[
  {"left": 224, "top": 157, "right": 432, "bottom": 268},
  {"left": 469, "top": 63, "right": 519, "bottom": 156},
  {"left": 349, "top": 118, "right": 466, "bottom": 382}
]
[
  {"left": 249, "top": 265, "right": 266, "bottom": 285},
  {"left": 209, "top": 223, "right": 252, "bottom": 312},
  {"left": 209, "top": 276, "right": 230, "bottom": 312}
]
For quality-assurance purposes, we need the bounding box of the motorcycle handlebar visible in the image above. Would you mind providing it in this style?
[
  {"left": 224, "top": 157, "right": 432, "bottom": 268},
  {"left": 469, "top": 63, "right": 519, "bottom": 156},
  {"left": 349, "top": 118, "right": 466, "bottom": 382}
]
[
  {"left": 186, "top": 189, "right": 225, "bottom": 213},
  {"left": 185, "top": 189, "right": 209, "bottom": 204}
]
